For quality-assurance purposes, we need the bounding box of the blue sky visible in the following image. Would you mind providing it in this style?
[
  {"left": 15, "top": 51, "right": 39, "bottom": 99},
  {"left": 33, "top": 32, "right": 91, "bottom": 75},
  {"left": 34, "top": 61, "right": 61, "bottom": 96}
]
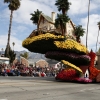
[{"left": 0, "top": 0, "right": 100, "bottom": 52}]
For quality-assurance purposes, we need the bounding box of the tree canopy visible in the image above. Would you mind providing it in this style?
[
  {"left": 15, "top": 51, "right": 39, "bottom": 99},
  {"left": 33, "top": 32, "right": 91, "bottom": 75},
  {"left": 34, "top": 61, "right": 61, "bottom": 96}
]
[
  {"left": 30, "top": 9, "right": 42, "bottom": 26},
  {"left": 55, "top": 14, "right": 70, "bottom": 35},
  {"left": 4, "top": 0, "right": 20, "bottom": 11},
  {"left": 55, "top": 0, "right": 71, "bottom": 36},
  {"left": 55, "top": 0, "right": 71, "bottom": 15},
  {"left": 74, "top": 25, "right": 85, "bottom": 42},
  {"left": 4, "top": 0, "right": 21, "bottom": 57}
]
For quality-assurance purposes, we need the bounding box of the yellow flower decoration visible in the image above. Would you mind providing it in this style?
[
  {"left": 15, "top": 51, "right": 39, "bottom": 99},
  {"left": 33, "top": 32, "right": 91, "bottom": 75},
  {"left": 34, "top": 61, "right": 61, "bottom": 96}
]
[
  {"left": 54, "top": 39, "right": 89, "bottom": 54},
  {"left": 22, "top": 33, "right": 64, "bottom": 46},
  {"left": 61, "top": 60, "right": 83, "bottom": 73}
]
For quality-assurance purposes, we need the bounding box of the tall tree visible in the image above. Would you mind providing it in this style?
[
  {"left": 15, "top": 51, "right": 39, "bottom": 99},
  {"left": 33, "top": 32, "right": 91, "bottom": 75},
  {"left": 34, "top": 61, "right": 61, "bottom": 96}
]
[
  {"left": 55, "top": 14, "right": 70, "bottom": 36},
  {"left": 9, "top": 49, "right": 16, "bottom": 64},
  {"left": 30, "top": 9, "right": 42, "bottom": 29},
  {"left": 55, "top": 0, "right": 71, "bottom": 36},
  {"left": 5, "top": 46, "right": 16, "bottom": 64},
  {"left": 4, "top": 0, "right": 20, "bottom": 57},
  {"left": 55, "top": 0, "right": 71, "bottom": 15},
  {"left": 74, "top": 25, "right": 85, "bottom": 43},
  {"left": 86, "top": 0, "right": 90, "bottom": 48},
  {"left": 96, "top": 21, "right": 100, "bottom": 52}
]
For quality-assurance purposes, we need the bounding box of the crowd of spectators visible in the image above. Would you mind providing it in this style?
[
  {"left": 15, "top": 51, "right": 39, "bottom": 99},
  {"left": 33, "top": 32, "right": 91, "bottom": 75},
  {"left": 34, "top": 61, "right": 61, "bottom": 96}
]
[{"left": 0, "top": 62, "right": 58, "bottom": 77}]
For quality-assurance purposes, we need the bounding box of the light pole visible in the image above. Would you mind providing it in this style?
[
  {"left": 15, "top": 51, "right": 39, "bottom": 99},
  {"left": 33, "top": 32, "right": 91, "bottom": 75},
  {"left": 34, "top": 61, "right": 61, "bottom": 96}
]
[
  {"left": 96, "top": 22, "right": 100, "bottom": 52},
  {"left": 86, "top": 0, "right": 90, "bottom": 48},
  {"left": 95, "top": 30, "right": 99, "bottom": 53}
]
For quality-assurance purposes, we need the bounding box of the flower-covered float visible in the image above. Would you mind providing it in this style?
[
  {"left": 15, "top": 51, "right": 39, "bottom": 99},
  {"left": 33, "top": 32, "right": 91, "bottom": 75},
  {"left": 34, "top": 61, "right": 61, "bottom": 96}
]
[{"left": 22, "top": 31, "right": 100, "bottom": 83}]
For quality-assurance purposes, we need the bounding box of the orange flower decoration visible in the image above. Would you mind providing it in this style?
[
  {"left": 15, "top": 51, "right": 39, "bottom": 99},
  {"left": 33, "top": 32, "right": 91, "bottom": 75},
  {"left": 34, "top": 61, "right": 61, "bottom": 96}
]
[{"left": 88, "top": 50, "right": 100, "bottom": 81}]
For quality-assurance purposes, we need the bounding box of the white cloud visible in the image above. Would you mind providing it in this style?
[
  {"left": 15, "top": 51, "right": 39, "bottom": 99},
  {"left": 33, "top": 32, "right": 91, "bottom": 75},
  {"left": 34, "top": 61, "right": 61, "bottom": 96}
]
[
  {"left": 69, "top": 0, "right": 99, "bottom": 15},
  {"left": 0, "top": 34, "right": 27, "bottom": 51},
  {"left": 11, "top": 25, "right": 28, "bottom": 36},
  {"left": 69, "top": 0, "right": 88, "bottom": 15},
  {"left": 13, "top": 0, "right": 57, "bottom": 25},
  {"left": 0, "top": 0, "right": 100, "bottom": 52},
  {"left": 0, "top": 8, "right": 10, "bottom": 21},
  {"left": 0, "top": 0, "right": 57, "bottom": 25},
  {"left": 81, "top": 14, "right": 100, "bottom": 52}
]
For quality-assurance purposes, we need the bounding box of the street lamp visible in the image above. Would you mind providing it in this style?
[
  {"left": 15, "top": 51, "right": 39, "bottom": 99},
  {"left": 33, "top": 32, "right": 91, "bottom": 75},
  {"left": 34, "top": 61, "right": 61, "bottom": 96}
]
[
  {"left": 86, "top": 0, "right": 90, "bottom": 48},
  {"left": 96, "top": 22, "right": 100, "bottom": 52}
]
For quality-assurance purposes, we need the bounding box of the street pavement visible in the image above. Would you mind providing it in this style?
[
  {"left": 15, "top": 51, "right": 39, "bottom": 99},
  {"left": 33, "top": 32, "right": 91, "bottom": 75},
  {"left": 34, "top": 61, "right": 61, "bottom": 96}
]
[{"left": 0, "top": 76, "right": 100, "bottom": 100}]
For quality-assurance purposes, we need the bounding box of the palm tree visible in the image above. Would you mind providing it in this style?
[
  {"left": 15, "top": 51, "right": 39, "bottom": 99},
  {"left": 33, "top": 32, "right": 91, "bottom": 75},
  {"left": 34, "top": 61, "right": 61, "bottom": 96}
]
[
  {"left": 86, "top": 0, "right": 90, "bottom": 48},
  {"left": 12, "top": 42, "right": 15, "bottom": 51},
  {"left": 96, "top": 21, "right": 100, "bottom": 52},
  {"left": 74, "top": 25, "right": 85, "bottom": 43},
  {"left": 55, "top": 0, "right": 71, "bottom": 15},
  {"left": 30, "top": 9, "right": 42, "bottom": 29},
  {"left": 4, "top": 0, "right": 20, "bottom": 57},
  {"left": 55, "top": 14, "right": 70, "bottom": 36},
  {"left": 55, "top": 0, "right": 71, "bottom": 36}
]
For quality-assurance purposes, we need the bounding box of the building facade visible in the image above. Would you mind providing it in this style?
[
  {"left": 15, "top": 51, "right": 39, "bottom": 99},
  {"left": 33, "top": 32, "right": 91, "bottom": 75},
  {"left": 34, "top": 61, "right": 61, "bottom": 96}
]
[{"left": 38, "top": 12, "right": 76, "bottom": 37}]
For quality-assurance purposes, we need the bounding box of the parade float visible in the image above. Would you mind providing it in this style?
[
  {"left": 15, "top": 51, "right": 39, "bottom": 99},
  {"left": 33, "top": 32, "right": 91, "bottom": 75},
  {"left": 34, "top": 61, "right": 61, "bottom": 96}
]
[
  {"left": 22, "top": 31, "right": 100, "bottom": 83},
  {"left": 21, "top": 0, "right": 100, "bottom": 83}
]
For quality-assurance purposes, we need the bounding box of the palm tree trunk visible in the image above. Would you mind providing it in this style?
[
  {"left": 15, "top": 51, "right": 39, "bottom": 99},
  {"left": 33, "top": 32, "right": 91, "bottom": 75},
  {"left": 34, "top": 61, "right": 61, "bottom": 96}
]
[
  {"left": 65, "top": 23, "right": 67, "bottom": 36},
  {"left": 37, "top": 23, "right": 39, "bottom": 34},
  {"left": 96, "top": 29, "right": 100, "bottom": 52},
  {"left": 64, "top": 25, "right": 67, "bottom": 36},
  {"left": 61, "top": 24, "right": 64, "bottom": 36},
  {"left": 62, "top": 9, "right": 66, "bottom": 15},
  {"left": 6, "top": 10, "right": 13, "bottom": 55},
  {"left": 86, "top": 0, "right": 90, "bottom": 48}
]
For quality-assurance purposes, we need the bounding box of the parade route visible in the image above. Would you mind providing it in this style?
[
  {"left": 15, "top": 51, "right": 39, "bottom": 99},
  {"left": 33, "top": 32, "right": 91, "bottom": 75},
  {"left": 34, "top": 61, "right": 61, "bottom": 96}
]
[{"left": 0, "top": 76, "right": 100, "bottom": 100}]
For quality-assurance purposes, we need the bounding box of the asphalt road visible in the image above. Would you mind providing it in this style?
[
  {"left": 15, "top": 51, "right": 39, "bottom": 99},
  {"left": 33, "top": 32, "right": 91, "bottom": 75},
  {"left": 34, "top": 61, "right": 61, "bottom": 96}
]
[{"left": 0, "top": 76, "right": 100, "bottom": 100}]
